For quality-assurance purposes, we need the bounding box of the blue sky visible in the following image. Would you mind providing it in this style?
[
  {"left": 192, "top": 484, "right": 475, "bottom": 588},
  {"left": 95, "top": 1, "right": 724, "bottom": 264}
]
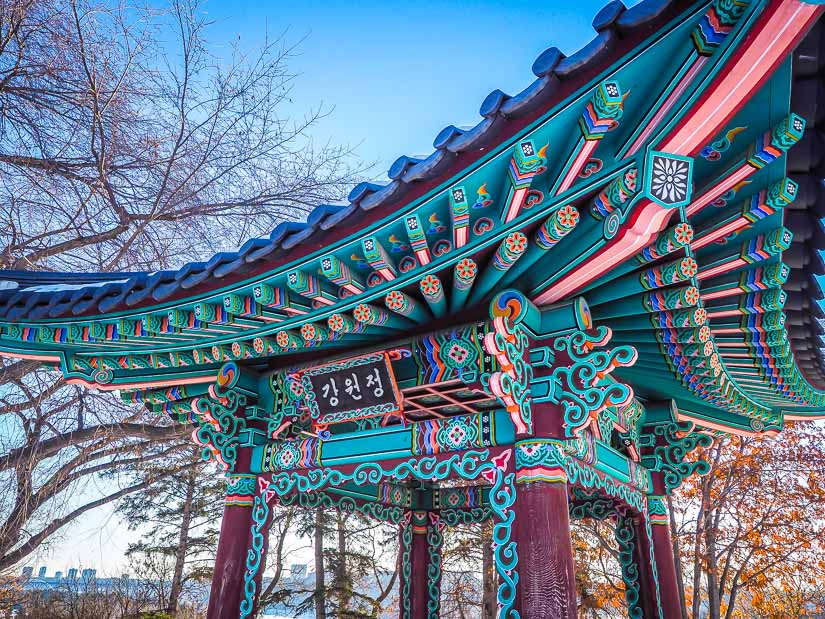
[
  {"left": 204, "top": 0, "right": 628, "bottom": 178},
  {"left": 38, "top": 0, "right": 623, "bottom": 575}
]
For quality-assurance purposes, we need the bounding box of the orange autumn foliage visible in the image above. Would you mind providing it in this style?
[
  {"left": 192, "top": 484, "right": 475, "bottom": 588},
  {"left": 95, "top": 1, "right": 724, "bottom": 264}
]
[{"left": 671, "top": 421, "right": 825, "bottom": 619}]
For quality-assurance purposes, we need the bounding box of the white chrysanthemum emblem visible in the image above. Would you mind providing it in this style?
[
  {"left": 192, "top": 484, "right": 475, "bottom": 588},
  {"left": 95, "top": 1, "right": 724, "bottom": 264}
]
[{"left": 650, "top": 156, "right": 689, "bottom": 205}]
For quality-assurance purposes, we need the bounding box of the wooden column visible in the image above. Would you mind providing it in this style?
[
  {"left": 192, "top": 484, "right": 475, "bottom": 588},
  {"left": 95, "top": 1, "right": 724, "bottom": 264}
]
[
  {"left": 632, "top": 516, "right": 661, "bottom": 619},
  {"left": 398, "top": 511, "right": 442, "bottom": 619},
  {"left": 649, "top": 501, "right": 684, "bottom": 619},
  {"left": 616, "top": 511, "right": 665, "bottom": 619},
  {"left": 513, "top": 479, "right": 577, "bottom": 618},
  {"left": 207, "top": 499, "right": 255, "bottom": 619},
  {"left": 207, "top": 454, "right": 271, "bottom": 619},
  {"left": 410, "top": 528, "right": 429, "bottom": 619}
]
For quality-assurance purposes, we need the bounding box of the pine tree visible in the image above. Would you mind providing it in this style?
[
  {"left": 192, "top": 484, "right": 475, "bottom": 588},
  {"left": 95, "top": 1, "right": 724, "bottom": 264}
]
[{"left": 115, "top": 448, "right": 223, "bottom": 615}]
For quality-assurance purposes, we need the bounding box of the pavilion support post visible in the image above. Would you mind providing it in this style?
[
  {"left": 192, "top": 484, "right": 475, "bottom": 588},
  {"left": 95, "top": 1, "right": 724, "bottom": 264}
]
[
  {"left": 648, "top": 497, "right": 684, "bottom": 619},
  {"left": 398, "top": 511, "right": 443, "bottom": 619},
  {"left": 632, "top": 515, "right": 662, "bottom": 619},
  {"left": 616, "top": 511, "right": 663, "bottom": 619},
  {"left": 208, "top": 472, "right": 261, "bottom": 619},
  {"left": 512, "top": 476, "right": 577, "bottom": 618}
]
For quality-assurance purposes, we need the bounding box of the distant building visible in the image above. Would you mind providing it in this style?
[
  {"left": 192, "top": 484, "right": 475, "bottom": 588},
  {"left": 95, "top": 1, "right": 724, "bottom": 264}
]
[{"left": 289, "top": 563, "right": 307, "bottom": 578}]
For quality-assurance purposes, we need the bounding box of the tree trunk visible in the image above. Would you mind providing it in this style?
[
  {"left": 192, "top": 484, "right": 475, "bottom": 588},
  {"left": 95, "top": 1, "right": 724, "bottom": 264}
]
[
  {"left": 724, "top": 581, "right": 740, "bottom": 619},
  {"left": 481, "top": 520, "right": 496, "bottom": 619},
  {"left": 703, "top": 484, "right": 721, "bottom": 619},
  {"left": 335, "top": 509, "right": 351, "bottom": 618},
  {"left": 691, "top": 492, "right": 705, "bottom": 619},
  {"left": 168, "top": 470, "right": 195, "bottom": 614},
  {"left": 258, "top": 507, "right": 294, "bottom": 608},
  {"left": 315, "top": 508, "right": 327, "bottom": 619}
]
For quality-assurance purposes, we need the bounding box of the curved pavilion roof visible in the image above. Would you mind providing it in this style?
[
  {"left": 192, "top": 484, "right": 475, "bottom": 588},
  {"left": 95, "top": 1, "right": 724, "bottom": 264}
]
[
  {"left": 1, "top": 0, "right": 824, "bottom": 435},
  {"left": 0, "top": 0, "right": 692, "bottom": 321}
]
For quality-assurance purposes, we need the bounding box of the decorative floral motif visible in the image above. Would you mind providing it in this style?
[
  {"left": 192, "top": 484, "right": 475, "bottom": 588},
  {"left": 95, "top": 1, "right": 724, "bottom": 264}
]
[
  {"left": 261, "top": 438, "right": 322, "bottom": 471},
  {"left": 419, "top": 274, "right": 443, "bottom": 300},
  {"left": 385, "top": 290, "right": 411, "bottom": 313},
  {"left": 593, "top": 167, "right": 638, "bottom": 218},
  {"left": 639, "top": 257, "right": 698, "bottom": 290},
  {"left": 650, "top": 155, "right": 690, "bottom": 205},
  {"left": 637, "top": 223, "right": 694, "bottom": 263},
  {"left": 412, "top": 324, "right": 491, "bottom": 385},
  {"left": 411, "top": 411, "right": 496, "bottom": 455},
  {"left": 454, "top": 258, "right": 478, "bottom": 290},
  {"left": 536, "top": 205, "right": 579, "bottom": 250},
  {"left": 353, "top": 303, "right": 389, "bottom": 325},
  {"left": 643, "top": 286, "right": 700, "bottom": 312}
]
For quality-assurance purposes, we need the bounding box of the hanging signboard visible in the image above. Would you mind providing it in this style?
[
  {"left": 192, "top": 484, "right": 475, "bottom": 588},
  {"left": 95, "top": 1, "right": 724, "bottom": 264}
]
[{"left": 301, "top": 352, "right": 402, "bottom": 425}]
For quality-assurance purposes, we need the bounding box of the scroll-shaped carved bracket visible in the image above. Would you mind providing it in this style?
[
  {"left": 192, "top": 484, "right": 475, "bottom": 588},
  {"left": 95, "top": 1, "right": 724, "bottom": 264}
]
[
  {"left": 547, "top": 326, "right": 638, "bottom": 438},
  {"left": 483, "top": 291, "right": 534, "bottom": 435},
  {"left": 569, "top": 488, "right": 617, "bottom": 521},
  {"left": 190, "top": 361, "right": 251, "bottom": 471},
  {"left": 640, "top": 421, "right": 713, "bottom": 493}
]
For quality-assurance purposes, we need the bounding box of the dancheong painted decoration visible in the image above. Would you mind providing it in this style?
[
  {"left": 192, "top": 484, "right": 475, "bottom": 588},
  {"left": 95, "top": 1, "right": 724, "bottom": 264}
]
[{"left": 2, "top": 0, "right": 825, "bottom": 617}]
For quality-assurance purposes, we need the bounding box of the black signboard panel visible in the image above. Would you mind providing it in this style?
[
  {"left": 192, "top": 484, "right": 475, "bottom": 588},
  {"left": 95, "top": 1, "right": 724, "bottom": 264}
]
[{"left": 301, "top": 352, "right": 402, "bottom": 425}]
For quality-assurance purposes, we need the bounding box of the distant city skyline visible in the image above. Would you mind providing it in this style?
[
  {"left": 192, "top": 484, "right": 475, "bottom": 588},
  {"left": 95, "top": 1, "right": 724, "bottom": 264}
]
[{"left": 38, "top": 0, "right": 626, "bottom": 574}]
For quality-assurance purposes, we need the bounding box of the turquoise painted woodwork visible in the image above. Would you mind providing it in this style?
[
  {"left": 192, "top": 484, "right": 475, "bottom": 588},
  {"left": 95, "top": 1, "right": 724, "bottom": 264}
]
[{"left": 1, "top": 3, "right": 825, "bottom": 616}]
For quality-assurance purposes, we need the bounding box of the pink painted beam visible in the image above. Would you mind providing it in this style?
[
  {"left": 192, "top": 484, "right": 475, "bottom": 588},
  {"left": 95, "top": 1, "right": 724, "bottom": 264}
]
[
  {"left": 533, "top": 1, "right": 820, "bottom": 305},
  {"left": 658, "top": 1, "right": 822, "bottom": 156}
]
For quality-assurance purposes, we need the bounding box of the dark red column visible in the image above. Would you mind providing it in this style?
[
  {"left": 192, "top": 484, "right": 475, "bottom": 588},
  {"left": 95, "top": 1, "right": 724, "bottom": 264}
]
[
  {"left": 398, "top": 511, "right": 440, "bottom": 619},
  {"left": 513, "top": 479, "right": 577, "bottom": 618},
  {"left": 409, "top": 529, "right": 430, "bottom": 618},
  {"left": 631, "top": 517, "right": 661, "bottom": 619},
  {"left": 650, "top": 515, "right": 683, "bottom": 619},
  {"left": 207, "top": 448, "right": 270, "bottom": 619},
  {"left": 207, "top": 500, "right": 254, "bottom": 619}
]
